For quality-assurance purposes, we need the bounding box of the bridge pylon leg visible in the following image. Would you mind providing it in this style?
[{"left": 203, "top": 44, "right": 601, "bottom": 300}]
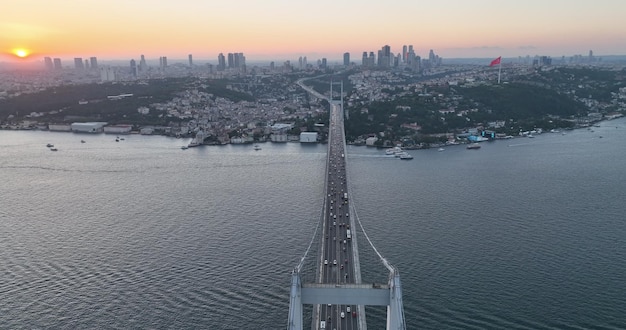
[
  {"left": 386, "top": 271, "right": 406, "bottom": 330},
  {"left": 287, "top": 270, "right": 303, "bottom": 330}
]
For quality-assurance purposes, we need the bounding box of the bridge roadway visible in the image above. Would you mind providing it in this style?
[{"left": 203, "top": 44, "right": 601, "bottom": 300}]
[{"left": 316, "top": 102, "right": 361, "bottom": 330}]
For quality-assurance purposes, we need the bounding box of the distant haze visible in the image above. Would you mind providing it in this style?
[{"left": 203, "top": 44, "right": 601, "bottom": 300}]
[{"left": 2, "top": 0, "right": 625, "bottom": 63}]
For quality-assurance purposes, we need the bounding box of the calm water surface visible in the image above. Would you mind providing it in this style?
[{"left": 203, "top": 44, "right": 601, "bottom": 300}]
[{"left": 1, "top": 119, "right": 625, "bottom": 329}]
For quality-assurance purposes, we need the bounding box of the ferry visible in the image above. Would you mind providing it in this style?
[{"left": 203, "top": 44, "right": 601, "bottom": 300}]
[
  {"left": 385, "top": 146, "right": 402, "bottom": 156},
  {"left": 399, "top": 152, "right": 413, "bottom": 160}
]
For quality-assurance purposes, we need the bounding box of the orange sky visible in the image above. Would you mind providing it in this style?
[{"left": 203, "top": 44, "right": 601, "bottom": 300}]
[{"left": 2, "top": 0, "right": 626, "bottom": 63}]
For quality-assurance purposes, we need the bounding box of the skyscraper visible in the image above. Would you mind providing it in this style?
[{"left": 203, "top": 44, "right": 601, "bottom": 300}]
[
  {"left": 139, "top": 55, "right": 146, "bottom": 72},
  {"left": 188, "top": 54, "right": 193, "bottom": 67},
  {"left": 44, "top": 57, "right": 53, "bottom": 71},
  {"left": 217, "top": 53, "right": 226, "bottom": 71},
  {"left": 90, "top": 57, "right": 98, "bottom": 70},
  {"left": 343, "top": 52, "right": 350, "bottom": 66},
  {"left": 227, "top": 53, "right": 234, "bottom": 68},
  {"left": 130, "top": 59, "right": 137, "bottom": 77},
  {"left": 402, "top": 45, "right": 407, "bottom": 63},
  {"left": 100, "top": 66, "right": 116, "bottom": 82},
  {"left": 74, "top": 57, "right": 84, "bottom": 70},
  {"left": 362, "top": 52, "right": 368, "bottom": 67},
  {"left": 53, "top": 58, "right": 62, "bottom": 70},
  {"left": 159, "top": 56, "right": 167, "bottom": 69}
]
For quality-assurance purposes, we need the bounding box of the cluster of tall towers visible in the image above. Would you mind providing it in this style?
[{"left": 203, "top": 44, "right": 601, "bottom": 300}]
[
  {"left": 216, "top": 52, "right": 246, "bottom": 71},
  {"left": 44, "top": 56, "right": 98, "bottom": 71},
  {"left": 360, "top": 45, "right": 441, "bottom": 72}
]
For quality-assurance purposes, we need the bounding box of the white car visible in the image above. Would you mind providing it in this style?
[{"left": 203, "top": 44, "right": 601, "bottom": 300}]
[
  {"left": 347, "top": 306, "right": 351, "bottom": 312},
  {"left": 324, "top": 259, "right": 328, "bottom": 265},
  {"left": 340, "top": 312, "right": 345, "bottom": 319},
  {"left": 333, "top": 259, "right": 337, "bottom": 265}
]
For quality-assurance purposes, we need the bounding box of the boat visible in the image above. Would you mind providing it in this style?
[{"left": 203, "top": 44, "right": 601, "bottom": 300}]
[
  {"left": 115, "top": 138, "right": 119, "bottom": 142},
  {"left": 527, "top": 134, "right": 534, "bottom": 138},
  {"left": 466, "top": 143, "right": 481, "bottom": 149},
  {"left": 50, "top": 148, "right": 58, "bottom": 151},
  {"left": 385, "top": 146, "right": 402, "bottom": 156},
  {"left": 181, "top": 146, "right": 189, "bottom": 150},
  {"left": 399, "top": 152, "right": 413, "bottom": 160},
  {"left": 81, "top": 140, "right": 86, "bottom": 143},
  {"left": 46, "top": 143, "right": 54, "bottom": 148},
  {"left": 438, "top": 148, "right": 445, "bottom": 152},
  {"left": 254, "top": 144, "right": 261, "bottom": 151}
]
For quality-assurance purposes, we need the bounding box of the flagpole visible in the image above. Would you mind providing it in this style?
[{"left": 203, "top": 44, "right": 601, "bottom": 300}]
[{"left": 497, "top": 61, "right": 502, "bottom": 84}]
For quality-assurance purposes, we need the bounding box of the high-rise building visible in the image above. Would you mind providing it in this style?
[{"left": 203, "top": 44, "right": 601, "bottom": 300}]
[
  {"left": 402, "top": 45, "right": 407, "bottom": 63},
  {"left": 139, "top": 55, "right": 146, "bottom": 72},
  {"left": 44, "top": 57, "right": 53, "bottom": 71},
  {"left": 380, "top": 45, "right": 391, "bottom": 68},
  {"left": 158, "top": 56, "right": 167, "bottom": 69},
  {"left": 217, "top": 53, "right": 226, "bottom": 71},
  {"left": 130, "top": 59, "right": 137, "bottom": 77},
  {"left": 343, "top": 52, "right": 350, "bottom": 66},
  {"left": 100, "top": 66, "right": 116, "bottom": 81},
  {"left": 53, "top": 58, "right": 62, "bottom": 70},
  {"left": 90, "top": 57, "right": 98, "bottom": 70},
  {"left": 362, "top": 52, "right": 368, "bottom": 67},
  {"left": 74, "top": 57, "right": 84, "bottom": 70},
  {"left": 188, "top": 54, "right": 193, "bottom": 67},
  {"left": 227, "top": 53, "right": 234, "bottom": 68},
  {"left": 321, "top": 58, "right": 327, "bottom": 69}
]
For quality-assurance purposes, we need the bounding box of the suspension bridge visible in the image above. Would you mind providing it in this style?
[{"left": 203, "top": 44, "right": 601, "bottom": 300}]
[{"left": 288, "top": 80, "right": 406, "bottom": 330}]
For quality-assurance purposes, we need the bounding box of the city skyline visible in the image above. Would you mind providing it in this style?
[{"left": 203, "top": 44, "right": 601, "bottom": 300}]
[{"left": 2, "top": 0, "right": 626, "bottom": 63}]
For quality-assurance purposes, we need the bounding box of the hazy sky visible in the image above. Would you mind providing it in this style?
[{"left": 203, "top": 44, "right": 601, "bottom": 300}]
[{"left": 2, "top": 0, "right": 625, "bottom": 63}]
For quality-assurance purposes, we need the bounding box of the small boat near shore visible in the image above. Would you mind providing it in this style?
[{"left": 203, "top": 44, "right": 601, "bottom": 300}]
[
  {"left": 46, "top": 143, "right": 54, "bottom": 148},
  {"left": 50, "top": 147, "right": 58, "bottom": 151},
  {"left": 466, "top": 143, "right": 481, "bottom": 150},
  {"left": 254, "top": 144, "right": 261, "bottom": 150}
]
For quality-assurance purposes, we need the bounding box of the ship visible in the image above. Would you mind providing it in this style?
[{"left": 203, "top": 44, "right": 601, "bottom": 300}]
[
  {"left": 466, "top": 143, "right": 481, "bottom": 149},
  {"left": 399, "top": 152, "right": 413, "bottom": 160}
]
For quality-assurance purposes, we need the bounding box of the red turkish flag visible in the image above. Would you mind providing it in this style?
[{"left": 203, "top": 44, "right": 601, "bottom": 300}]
[{"left": 490, "top": 56, "right": 501, "bottom": 66}]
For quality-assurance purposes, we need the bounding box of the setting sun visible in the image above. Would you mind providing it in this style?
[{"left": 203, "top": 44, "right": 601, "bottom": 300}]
[{"left": 13, "top": 48, "right": 30, "bottom": 58}]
